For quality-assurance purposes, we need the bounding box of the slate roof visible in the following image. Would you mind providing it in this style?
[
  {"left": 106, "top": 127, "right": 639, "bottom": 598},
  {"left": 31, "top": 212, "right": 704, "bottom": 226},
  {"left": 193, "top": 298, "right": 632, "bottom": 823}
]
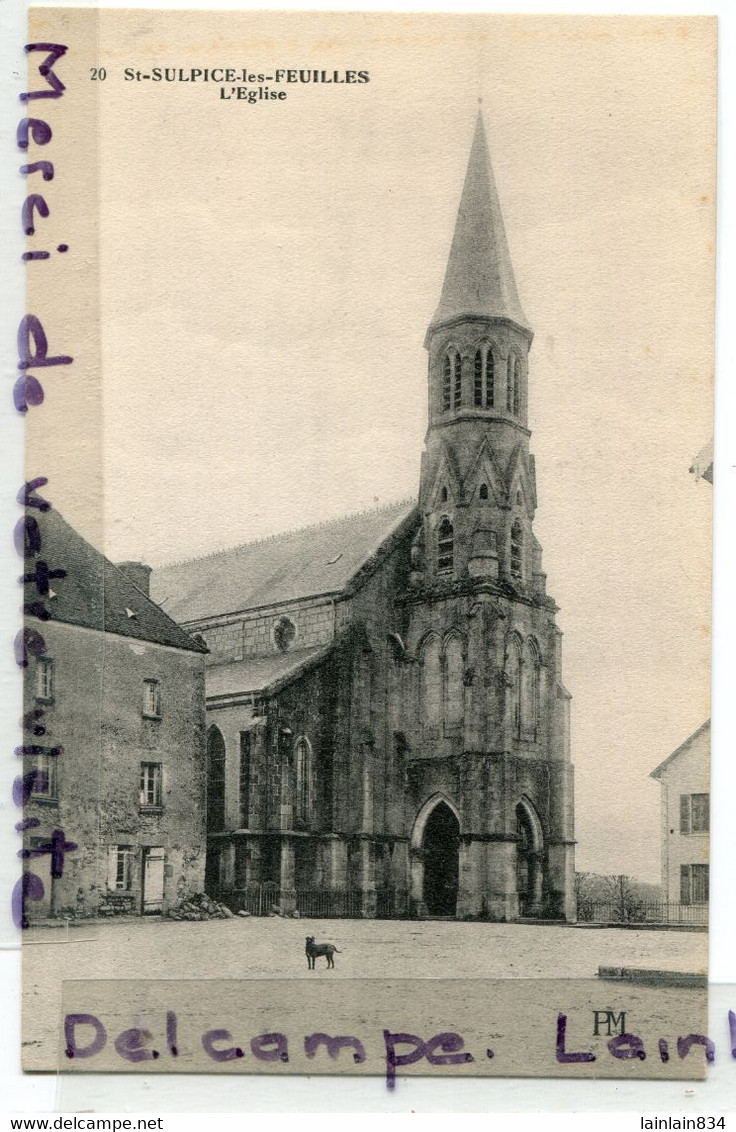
[
  {"left": 650, "top": 720, "right": 710, "bottom": 779},
  {"left": 150, "top": 499, "right": 417, "bottom": 624},
  {"left": 24, "top": 504, "right": 207, "bottom": 654},
  {"left": 206, "top": 644, "right": 332, "bottom": 699},
  {"left": 430, "top": 113, "right": 530, "bottom": 335}
]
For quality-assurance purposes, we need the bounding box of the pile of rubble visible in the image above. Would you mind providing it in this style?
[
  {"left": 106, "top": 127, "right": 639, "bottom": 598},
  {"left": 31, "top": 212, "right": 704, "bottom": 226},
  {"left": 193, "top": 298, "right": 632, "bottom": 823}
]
[{"left": 167, "top": 892, "right": 235, "bottom": 921}]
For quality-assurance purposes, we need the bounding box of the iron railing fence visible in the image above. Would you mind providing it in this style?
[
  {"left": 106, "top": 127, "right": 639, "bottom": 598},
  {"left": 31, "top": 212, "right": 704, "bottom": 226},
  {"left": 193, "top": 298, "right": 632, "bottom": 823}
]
[
  {"left": 376, "top": 888, "right": 396, "bottom": 919},
  {"left": 577, "top": 900, "right": 708, "bottom": 926},
  {"left": 295, "top": 888, "right": 363, "bottom": 918},
  {"left": 240, "top": 882, "right": 280, "bottom": 917},
  {"left": 226, "top": 885, "right": 398, "bottom": 918}
]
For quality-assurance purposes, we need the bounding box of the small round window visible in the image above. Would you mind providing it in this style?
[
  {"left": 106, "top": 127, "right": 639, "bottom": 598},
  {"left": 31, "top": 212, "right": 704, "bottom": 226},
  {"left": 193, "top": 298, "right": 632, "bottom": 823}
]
[{"left": 273, "top": 616, "right": 296, "bottom": 652}]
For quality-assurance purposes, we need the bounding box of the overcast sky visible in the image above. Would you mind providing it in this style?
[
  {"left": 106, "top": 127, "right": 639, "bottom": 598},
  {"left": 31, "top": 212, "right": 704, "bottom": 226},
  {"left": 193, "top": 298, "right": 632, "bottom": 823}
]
[{"left": 28, "top": 12, "right": 715, "bottom": 880}]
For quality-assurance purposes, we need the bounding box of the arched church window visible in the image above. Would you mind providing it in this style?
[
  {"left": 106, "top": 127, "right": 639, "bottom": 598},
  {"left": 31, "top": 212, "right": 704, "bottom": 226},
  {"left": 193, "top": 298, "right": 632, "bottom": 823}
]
[
  {"left": 273, "top": 616, "right": 296, "bottom": 652},
  {"left": 443, "top": 348, "right": 461, "bottom": 411},
  {"left": 443, "top": 354, "right": 452, "bottom": 411},
  {"left": 510, "top": 521, "right": 523, "bottom": 579},
  {"left": 506, "top": 638, "right": 522, "bottom": 739},
  {"left": 453, "top": 353, "right": 461, "bottom": 408},
  {"left": 513, "top": 357, "right": 521, "bottom": 416},
  {"left": 506, "top": 355, "right": 515, "bottom": 413},
  {"left": 523, "top": 639, "right": 541, "bottom": 741},
  {"left": 387, "top": 647, "right": 401, "bottom": 726},
  {"left": 294, "top": 737, "right": 311, "bottom": 824},
  {"left": 437, "top": 517, "right": 454, "bottom": 573},
  {"left": 444, "top": 635, "right": 464, "bottom": 728},
  {"left": 206, "top": 727, "right": 226, "bottom": 833},
  {"left": 474, "top": 346, "right": 494, "bottom": 408},
  {"left": 441, "top": 486, "right": 448, "bottom": 503},
  {"left": 479, "top": 483, "right": 489, "bottom": 501},
  {"left": 421, "top": 636, "right": 442, "bottom": 727}
]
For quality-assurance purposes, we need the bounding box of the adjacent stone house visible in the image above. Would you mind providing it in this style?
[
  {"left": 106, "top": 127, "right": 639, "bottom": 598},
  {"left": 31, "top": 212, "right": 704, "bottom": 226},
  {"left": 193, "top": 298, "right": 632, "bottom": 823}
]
[
  {"left": 21, "top": 505, "right": 208, "bottom": 919},
  {"left": 151, "top": 114, "right": 576, "bottom": 921}
]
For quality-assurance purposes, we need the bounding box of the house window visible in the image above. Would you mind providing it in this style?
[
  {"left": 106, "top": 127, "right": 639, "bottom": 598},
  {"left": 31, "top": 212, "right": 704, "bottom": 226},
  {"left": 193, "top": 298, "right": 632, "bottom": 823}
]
[
  {"left": 442, "top": 349, "right": 461, "bottom": 411},
  {"left": 295, "top": 738, "right": 311, "bottom": 824},
  {"left": 437, "top": 517, "right": 454, "bottom": 573},
  {"left": 139, "top": 762, "right": 162, "bottom": 808},
  {"left": 143, "top": 679, "right": 160, "bottom": 718},
  {"left": 35, "top": 656, "right": 54, "bottom": 702},
  {"left": 479, "top": 483, "right": 489, "bottom": 501},
  {"left": 474, "top": 346, "right": 494, "bottom": 407},
  {"left": 680, "top": 863, "right": 709, "bottom": 904},
  {"left": 239, "top": 732, "right": 251, "bottom": 827},
  {"left": 108, "top": 845, "right": 133, "bottom": 891},
  {"left": 680, "top": 793, "right": 710, "bottom": 834},
  {"left": 27, "top": 751, "right": 58, "bottom": 801},
  {"left": 510, "top": 521, "right": 523, "bottom": 579}
]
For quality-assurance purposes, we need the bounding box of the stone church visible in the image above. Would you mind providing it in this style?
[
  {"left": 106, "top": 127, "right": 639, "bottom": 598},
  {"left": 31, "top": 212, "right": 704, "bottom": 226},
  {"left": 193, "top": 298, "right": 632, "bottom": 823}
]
[{"left": 151, "top": 114, "right": 575, "bottom": 921}]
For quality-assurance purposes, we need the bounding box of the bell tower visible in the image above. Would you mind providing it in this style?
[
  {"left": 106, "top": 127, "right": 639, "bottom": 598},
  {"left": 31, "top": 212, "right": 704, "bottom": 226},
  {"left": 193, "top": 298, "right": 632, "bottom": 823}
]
[
  {"left": 404, "top": 111, "right": 574, "bottom": 923},
  {"left": 415, "top": 112, "right": 544, "bottom": 596}
]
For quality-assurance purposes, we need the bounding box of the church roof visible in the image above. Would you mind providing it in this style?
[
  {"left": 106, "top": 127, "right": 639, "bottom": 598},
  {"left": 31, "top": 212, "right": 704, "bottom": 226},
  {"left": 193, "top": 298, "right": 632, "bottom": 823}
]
[
  {"left": 430, "top": 113, "right": 530, "bottom": 334},
  {"left": 24, "top": 505, "right": 207, "bottom": 653},
  {"left": 151, "top": 499, "right": 417, "bottom": 623},
  {"left": 206, "top": 644, "right": 332, "bottom": 699}
]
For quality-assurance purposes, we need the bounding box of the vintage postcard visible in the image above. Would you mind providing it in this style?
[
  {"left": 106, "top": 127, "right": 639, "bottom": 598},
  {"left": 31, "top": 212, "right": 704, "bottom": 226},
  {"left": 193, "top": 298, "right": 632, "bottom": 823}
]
[{"left": 16, "top": 11, "right": 715, "bottom": 1085}]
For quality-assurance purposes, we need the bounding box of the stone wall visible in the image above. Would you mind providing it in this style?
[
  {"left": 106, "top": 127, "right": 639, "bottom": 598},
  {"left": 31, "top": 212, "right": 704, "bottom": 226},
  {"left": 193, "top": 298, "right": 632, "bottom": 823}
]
[
  {"left": 23, "top": 618, "right": 207, "bottom": 919},
  {"left": 187, "top": 598, "right": 337, "bottom": 666}
]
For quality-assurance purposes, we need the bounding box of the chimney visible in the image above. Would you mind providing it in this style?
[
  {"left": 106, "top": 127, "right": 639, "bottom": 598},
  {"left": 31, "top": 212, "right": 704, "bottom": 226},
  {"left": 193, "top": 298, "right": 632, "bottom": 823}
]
[{"left": 116, "top": 561, "right": 152, "bottom": 597}]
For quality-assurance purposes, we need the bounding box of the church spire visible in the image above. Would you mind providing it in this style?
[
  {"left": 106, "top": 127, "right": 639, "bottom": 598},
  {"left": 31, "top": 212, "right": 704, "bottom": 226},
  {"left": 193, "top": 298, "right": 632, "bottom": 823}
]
[{"left": 430, "top": 113, "right": 529, "bottom": 334}]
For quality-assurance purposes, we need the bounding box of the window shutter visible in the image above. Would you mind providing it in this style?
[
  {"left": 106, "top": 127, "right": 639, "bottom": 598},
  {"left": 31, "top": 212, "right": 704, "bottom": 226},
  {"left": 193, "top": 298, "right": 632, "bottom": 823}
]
[
  {"left": 691, "top": 865, "right": 709, "bottom": 903},
  {"left": 691, "top": 793, "right": 709, "bottom": 833},
  {"left": 679, "top": 794, "right": 690, "bottom": 834},
  {"left": 680, "top": 864, "right": 690, "bottom": 904}
]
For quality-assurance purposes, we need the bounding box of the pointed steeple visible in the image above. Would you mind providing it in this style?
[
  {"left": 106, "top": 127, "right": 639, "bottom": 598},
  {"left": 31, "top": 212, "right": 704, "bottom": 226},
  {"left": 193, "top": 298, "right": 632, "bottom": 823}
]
[{"left": 430, "top": 113, "right": 529, "bottom": 333}]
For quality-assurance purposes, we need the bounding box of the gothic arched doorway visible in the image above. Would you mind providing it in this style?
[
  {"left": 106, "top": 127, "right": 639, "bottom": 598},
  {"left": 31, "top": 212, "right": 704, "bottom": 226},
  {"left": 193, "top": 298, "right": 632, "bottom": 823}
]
[
  {"left": 516, "top": 799, "right": 543, "bottom": 916},
  {"left": 422, "top": 801, "right": 460, "bottom": 916}
]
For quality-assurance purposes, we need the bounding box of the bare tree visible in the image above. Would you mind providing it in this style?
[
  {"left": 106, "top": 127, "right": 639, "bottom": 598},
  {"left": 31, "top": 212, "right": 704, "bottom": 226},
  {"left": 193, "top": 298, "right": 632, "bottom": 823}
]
[
  {"left": 605, "top": 874, "right": 637, "bottom": 922},
  {"left": 574, "top": 871, "right": 594, "bottom": 919}
]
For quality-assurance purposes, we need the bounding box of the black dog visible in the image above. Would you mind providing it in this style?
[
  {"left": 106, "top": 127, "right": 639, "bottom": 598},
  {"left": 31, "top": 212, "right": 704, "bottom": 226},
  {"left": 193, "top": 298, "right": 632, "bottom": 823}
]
[{"left": 305, "top": 935, "right": 341, "bottom": 969}]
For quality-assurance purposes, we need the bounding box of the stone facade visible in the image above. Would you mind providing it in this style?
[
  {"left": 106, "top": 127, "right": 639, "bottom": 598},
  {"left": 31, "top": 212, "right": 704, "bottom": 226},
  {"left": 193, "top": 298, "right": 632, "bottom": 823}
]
[{"left": 152, "top": 113, "right": 575, "bottom": 922}]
